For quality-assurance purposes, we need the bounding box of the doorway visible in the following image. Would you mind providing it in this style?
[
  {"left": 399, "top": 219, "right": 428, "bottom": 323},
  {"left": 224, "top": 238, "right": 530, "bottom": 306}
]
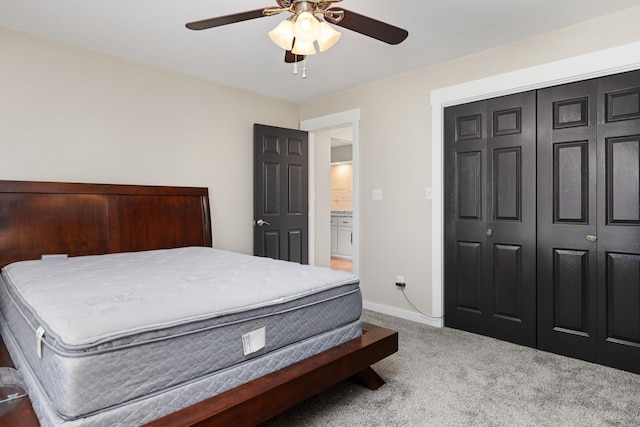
[
  {"left": 330, "top": 135, "right": 353, "bottom": 272},
  {"left": 300, "top": 109, "right": 360, "bottom": 276}
]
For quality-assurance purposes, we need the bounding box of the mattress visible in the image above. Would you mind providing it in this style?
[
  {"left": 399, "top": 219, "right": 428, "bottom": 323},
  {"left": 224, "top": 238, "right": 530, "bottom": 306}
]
[
  {"left": 0, "top": 247, "right": 362, "bottom": 423},
  {"left": 1, "top": 313, "right": 362, "bottom": 427}
]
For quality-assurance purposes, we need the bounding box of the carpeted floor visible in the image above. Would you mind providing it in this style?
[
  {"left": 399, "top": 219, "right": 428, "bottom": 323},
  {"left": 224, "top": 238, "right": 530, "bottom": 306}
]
[{"left": 261, "top": 310, "right": 640, "bottom": 426}]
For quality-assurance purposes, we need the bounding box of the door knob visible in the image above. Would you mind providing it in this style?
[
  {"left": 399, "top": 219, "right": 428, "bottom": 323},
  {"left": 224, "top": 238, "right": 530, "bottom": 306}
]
[
  {"left": 254, "top": 219, "right": 271, "bottom": 227},
  {"left": 586, "top": 235, "right": 597, "bottom": 242},
  {"left": 486, "top": 228, "right": 493, "bottom": 237}
]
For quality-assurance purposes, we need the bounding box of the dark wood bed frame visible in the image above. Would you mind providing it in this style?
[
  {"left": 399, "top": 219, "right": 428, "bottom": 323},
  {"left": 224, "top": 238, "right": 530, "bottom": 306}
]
[{"left": 0, "top": 180, "right": 398, "bottom": 426}]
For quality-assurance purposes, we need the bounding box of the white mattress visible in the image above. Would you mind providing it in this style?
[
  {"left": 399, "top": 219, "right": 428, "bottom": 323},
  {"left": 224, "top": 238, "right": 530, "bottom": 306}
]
[{"left": 0, "top": 247, "right": 362, "bottom": 421}]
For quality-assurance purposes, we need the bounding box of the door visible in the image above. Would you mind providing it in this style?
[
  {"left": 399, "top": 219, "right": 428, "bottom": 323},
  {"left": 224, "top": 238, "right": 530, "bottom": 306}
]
[
  {"left": 538, "top": 71, "right": 640, "bottom": 372},
  {"left": 253, "top": 124, "right": 309, "bottom": 264},
  {"left": 537, "top": 79, "right": 599, "bottom": 361},
  {"left": 444, "top": 91, "right": 537, "bottom": 347},
  {"left": 596, "top": 71, "right": 640, "bottom": 372},
  {"left": 446, "top": 71, "right": 640, "bottom": 373}
]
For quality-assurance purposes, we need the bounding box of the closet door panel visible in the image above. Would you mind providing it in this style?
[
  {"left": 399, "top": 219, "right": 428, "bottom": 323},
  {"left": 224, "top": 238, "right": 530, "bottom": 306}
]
[
  {"left": 493, "top": 148, "right": 521, "bottom": 221},
  {"left": 606, "top": 136, "right": 640, "bottom": 223},
  {"left": 605, "top": 253, "right": 640, "bottom": 342},
  {"left": 457, "top": 151, "right": 483, "bottom": 220},
  {"left": 492, "top": 243, "right": 522, "bottom": 320},
  {"left": 537, "top": 79, "right": 599, "bottom": 361},
  {"left": 445, "top": 92, "right": 536, "bottom": 347},
  {"left": 597, "top": 70, "right": 640, "bottom": 373},
  {"left": 485, "top": 93, "right": 536, "bottom": 346},
  {"left": 456, "top": 241, "right": 483, "bottom": 312},
  {"left": 552, "top": 249, "right": 590, "bottom": 334},
  {"left": 445, "top": 100, "right": 489, "bottom": 334},
  {"left": 554, "top": 141, "right": 589, "bottom": 223}
]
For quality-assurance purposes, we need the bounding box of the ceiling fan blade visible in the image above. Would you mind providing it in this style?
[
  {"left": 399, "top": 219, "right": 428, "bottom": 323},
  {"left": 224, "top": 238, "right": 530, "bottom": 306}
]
[
  {"left": 331, "top": 8, "right": 408, "bottom": 45},
  {"left": 284, "top": 50, "right": 305, "bottom": 63},
  {"left": 186, "top": 9, "right": 266, "bottom": 31}
]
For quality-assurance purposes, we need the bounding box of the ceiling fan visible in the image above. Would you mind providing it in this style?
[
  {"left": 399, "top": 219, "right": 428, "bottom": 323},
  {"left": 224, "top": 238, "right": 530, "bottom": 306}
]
[{"left": 185, "top": 0, "right": 409, "bottom": 68}]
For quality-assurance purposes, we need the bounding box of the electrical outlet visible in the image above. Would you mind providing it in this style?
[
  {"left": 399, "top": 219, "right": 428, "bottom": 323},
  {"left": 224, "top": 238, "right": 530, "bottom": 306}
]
[{"left": 395, "top": 275, "right": 406, "bottom": 288}]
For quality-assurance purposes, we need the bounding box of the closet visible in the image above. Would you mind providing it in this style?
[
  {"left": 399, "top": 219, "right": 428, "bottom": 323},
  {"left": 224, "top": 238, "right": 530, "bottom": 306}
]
[{"left": 444, "top": 70, "right": 640, "bottom": 374}]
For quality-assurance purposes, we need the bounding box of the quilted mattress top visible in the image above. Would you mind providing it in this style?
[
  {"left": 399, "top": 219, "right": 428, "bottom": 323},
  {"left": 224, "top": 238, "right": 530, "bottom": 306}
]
[{"left": 1, "top": 247, "right": 358, "bottom": 348}]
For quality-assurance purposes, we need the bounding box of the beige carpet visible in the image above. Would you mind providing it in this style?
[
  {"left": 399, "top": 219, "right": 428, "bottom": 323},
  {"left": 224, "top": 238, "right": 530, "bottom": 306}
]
[{"left": 261, "top": 310, "right": 640, "bottom": 426}]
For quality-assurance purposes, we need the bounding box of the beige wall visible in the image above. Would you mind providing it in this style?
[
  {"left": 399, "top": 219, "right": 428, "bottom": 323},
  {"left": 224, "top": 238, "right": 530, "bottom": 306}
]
[
  {"left": 312, "top": 131, "right": 332, "bottom": 268},
  {"left": 300, "top": 6, "right": 640, "bottom": 321},
  {"left": 0, "top": 27, "right": 299, "bottom": 255},
  {"left": 4, "top": 6, "right": 640, "bottom": 323}
]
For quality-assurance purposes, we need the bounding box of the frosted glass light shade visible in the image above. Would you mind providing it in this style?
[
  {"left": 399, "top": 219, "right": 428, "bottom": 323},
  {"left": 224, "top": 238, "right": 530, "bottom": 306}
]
[
  {"left": 317, "top": 22, "right": 341, "bottom": 52},
  {"left": 293, "top": 11, "right": 320, "bottom": 42},
  {"left": 269, "top": 20, "right": 294, "bottom": 50},
  {"left": 292, "top": 39, "right": 317, "bottom": 55}
]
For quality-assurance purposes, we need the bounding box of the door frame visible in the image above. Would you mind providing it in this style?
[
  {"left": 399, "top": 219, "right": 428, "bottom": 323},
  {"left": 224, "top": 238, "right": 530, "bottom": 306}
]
[
  {"left": 430, "top": 41, "right": 640, "bottom": 321},
  {"left": 300, "top": 109, "right": 360, "bottom": 274}
]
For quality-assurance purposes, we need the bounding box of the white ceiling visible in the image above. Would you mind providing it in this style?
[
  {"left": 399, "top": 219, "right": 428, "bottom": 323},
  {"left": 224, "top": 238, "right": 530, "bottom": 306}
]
[{"left": 2, "top": 0, "right": 640, "bottom": 103}]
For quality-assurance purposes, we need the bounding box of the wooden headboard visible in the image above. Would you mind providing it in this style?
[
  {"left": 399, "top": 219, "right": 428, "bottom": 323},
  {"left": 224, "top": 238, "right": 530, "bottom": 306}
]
[{"left": 0, "top": 180, "right": 212, "bottom": 269}]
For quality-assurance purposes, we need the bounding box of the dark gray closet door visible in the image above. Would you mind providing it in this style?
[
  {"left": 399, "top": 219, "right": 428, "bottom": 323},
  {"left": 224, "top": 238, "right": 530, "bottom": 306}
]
[
  {"left": 596, "top": 71, "right": 640, "bottom": 373},
  {"left": 445, "top": 91, "right": 537, "bottom": 347},
  {"left": 538, "top": 70, "right": 640, "bottom": 373},
  {"left": 537, "top": 79, "right": 599, "bottom": 362}
]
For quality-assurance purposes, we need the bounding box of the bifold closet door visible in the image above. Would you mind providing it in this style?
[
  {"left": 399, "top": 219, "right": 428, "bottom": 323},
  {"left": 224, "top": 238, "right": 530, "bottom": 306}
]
[
  {"left": 537, "top": 79, "right": 599, "bottom": 362},
  {"left": 444, "top": 91, "right": 537, "bottom": 347},
  {"left": 538, "top": 70, "right": 640, "bottom": 373},
  {"left": 595, "top": 71, "right": 640, "bottom": 373}
]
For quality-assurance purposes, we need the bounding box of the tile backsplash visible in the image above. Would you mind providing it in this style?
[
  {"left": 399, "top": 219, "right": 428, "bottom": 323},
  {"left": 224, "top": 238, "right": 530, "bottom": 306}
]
[{"left": 331, "top": 163, "right": 353, "bottom": 212}]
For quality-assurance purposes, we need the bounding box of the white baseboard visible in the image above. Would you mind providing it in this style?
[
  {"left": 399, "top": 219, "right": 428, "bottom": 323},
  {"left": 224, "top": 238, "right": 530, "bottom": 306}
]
[{"left": 363, "top": 300, "right": 443, "bottom": 328}]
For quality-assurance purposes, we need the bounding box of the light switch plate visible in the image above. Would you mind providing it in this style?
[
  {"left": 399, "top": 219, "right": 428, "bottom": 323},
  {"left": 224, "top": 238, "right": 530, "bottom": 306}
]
[{"left": 372, "top": 189, "right": 383, "bottom": 200}]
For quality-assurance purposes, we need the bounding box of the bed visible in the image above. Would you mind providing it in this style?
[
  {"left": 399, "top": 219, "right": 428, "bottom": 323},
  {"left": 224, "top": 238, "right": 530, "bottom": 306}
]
[{"left": 0, "top": 180, "right": 398, "bottom": 426}]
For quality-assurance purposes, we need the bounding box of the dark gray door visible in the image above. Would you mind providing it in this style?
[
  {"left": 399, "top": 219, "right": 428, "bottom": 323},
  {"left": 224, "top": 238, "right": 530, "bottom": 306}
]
[
  {"left": 444, "top": 91, "right": 537, "bottom": 347},
  {"left": 595, "top": 71, "right": 640, "bottom": 373},
  {"left": 446, "top": 71, "right": 640, "bottom": 374},
  {"left": 253, "top": 124, "right": 308, "bottom": 264},
  {"left": 537, "top": 79, "right": 599, "bottom": 361},
  {"left": 537, "top": 71, "right": 640, "bottom": 373}
]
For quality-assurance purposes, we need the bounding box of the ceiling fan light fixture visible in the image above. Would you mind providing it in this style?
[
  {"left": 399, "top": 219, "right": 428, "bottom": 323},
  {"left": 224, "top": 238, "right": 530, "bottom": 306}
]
[
  {"left": 316, "top": 21, "right": 341, "bottom": 52},
  {"left": 268, "top": 19, "right": 295, "bottom": 50},
  {"left": 292, "top": 39, "right": 317, "bottom": 55},
  {"left": 293, "top": 11, "right": 320, "bottom": 42}
]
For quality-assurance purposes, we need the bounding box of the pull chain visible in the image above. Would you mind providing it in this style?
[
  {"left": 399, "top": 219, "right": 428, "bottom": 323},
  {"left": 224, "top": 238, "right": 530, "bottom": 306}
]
[{"left": 291, "top": 54, "right": 308, "bottom": 79}]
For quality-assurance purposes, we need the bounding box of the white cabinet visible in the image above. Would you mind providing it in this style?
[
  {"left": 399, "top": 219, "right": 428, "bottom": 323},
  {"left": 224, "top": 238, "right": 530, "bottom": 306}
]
[
  {"left": 331, "top": 215, "right": 352, "bottom": 258},
  {"left": 330, "top": 217, "right": 338, "bottom": 255},
  {"left": 337, "top": 227, "right": 353, "bottom": 257}
]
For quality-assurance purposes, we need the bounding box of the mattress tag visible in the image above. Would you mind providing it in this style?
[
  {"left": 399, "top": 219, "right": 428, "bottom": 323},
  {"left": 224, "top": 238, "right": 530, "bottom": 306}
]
[
  {"left": 242, "top": 327, "right": 266, "bottom": 356},
  {"left": 36, "top": 326, "right": 46, "bottom": 358}
]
